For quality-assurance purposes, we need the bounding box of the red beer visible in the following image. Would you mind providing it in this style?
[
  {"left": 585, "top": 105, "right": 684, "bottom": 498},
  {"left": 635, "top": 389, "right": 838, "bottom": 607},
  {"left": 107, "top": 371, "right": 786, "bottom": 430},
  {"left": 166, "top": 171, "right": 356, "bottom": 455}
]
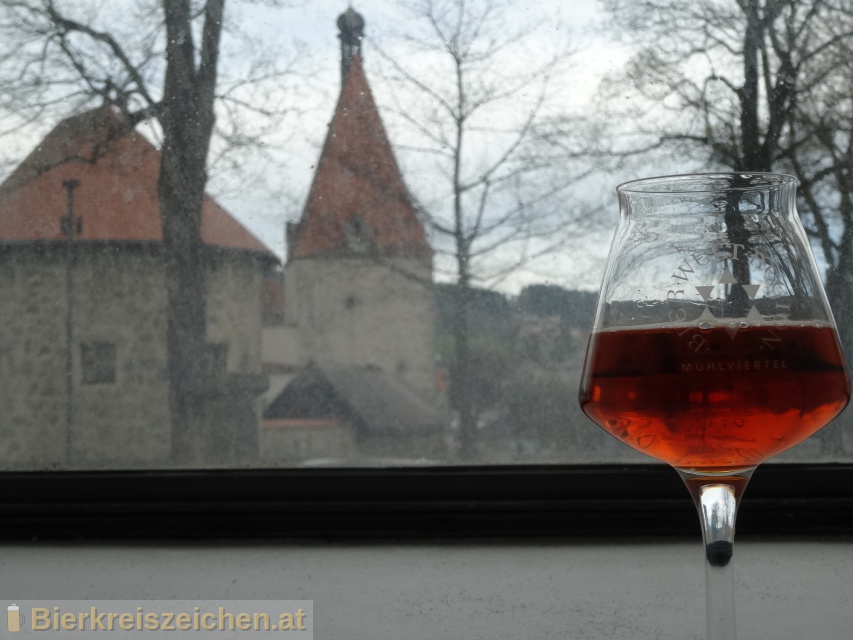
[{"left": 579, "top": 322, "right": 850, "bottom": 472}]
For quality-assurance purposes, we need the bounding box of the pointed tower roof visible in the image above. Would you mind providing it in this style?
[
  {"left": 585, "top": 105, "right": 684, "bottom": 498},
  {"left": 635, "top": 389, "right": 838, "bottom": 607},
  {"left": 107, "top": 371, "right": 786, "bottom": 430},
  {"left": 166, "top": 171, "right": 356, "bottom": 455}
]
[
  {"left": 0, "top": 105, "right": 272, "bottom": 255},
  {"left": 289, "top": 46, "right": 431, "bottom": 260}
]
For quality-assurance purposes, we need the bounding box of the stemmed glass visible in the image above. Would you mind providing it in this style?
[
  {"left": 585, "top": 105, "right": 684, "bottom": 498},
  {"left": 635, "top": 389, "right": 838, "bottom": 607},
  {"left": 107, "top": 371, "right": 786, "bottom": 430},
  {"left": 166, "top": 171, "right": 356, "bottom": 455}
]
[{"left": 578, "top": 173, "right": 850, "bottom": 640}]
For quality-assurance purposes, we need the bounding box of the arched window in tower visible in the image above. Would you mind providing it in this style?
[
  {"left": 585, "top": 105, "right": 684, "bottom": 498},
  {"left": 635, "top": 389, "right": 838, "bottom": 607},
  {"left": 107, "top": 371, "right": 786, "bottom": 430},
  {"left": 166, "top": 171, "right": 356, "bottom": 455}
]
[{"left": 343, "top": 213, "right": 375, "bottom": 255}]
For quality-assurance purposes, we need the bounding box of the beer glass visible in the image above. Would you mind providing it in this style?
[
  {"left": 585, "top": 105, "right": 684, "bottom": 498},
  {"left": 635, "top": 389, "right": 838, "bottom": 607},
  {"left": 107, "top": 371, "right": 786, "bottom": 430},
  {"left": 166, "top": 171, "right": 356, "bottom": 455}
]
[{"left": 579, "top": 173, "right": 850, "bottom": 640}]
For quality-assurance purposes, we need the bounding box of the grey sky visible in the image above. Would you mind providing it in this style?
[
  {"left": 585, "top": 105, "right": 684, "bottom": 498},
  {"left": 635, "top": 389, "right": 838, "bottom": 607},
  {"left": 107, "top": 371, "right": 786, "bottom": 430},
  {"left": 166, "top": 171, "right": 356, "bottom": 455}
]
[
  {"left": 0, "top": 0, "right": 626, "bottom": 293},
  {"left": 212, "top": 0, "right": 624, "bottom": 292}
]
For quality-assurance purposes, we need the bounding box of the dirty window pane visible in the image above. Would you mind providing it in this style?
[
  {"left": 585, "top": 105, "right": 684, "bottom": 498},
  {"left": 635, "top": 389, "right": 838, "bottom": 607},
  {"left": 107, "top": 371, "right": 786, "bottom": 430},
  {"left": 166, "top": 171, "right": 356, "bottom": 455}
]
[{"left": 0, "top": 0, "right": 850, "bottom": 470}]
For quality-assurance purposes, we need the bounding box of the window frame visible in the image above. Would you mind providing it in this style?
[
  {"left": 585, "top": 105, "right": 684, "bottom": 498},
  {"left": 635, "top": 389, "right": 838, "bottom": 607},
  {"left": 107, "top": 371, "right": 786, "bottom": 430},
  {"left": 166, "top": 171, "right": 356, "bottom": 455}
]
[{"left": 1, "top": 463, "right": 852, "bottom": 540}]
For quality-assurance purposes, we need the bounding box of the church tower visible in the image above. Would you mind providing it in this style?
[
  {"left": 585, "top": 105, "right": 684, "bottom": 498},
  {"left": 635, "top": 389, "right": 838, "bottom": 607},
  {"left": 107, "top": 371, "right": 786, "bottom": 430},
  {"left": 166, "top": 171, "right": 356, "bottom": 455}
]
[{"left": 283, "top": 7, "right": 439, "bottom": 404}]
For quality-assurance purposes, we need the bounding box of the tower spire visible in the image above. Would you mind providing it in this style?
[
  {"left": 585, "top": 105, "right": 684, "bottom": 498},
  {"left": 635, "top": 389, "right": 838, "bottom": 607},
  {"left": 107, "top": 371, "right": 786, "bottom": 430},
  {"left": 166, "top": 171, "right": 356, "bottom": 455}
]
[
  {"left": 337, "top": 6, "right": 365, "bottom": 82},
  {"left": 289, "top": 10, "right": 431, "bottom": 262}
]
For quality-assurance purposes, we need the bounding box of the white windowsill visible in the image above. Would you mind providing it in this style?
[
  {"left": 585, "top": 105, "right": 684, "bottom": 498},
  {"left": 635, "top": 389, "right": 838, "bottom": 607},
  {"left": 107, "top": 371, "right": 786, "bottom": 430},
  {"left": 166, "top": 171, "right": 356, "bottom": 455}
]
[{"left": 1, "top": 539, "right": 850, "bottom": 639}]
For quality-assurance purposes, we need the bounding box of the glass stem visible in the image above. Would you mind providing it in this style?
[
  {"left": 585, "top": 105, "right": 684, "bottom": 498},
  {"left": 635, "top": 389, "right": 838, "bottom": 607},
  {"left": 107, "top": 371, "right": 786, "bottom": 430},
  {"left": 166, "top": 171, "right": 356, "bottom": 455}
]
[{"left": 679, "top": 471, "right": 753, "bottom": 640}]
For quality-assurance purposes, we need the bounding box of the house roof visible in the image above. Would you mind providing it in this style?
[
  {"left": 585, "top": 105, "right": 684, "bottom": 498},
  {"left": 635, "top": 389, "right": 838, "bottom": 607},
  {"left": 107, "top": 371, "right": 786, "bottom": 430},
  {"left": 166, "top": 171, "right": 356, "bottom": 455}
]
[
  {"left": 263, "top": 363, "right": 445, "bottom": 433},
  {"left": 288, "top": 54, "right": 431, "bottom": 260},
  {"left": 0, "top": 106, "right": 272, "bottom": 255}
]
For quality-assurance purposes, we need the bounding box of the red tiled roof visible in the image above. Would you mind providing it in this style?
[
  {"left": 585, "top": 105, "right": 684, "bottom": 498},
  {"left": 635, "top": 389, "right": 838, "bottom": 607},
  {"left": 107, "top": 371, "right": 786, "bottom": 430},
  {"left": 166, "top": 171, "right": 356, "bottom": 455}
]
[
  {"left": 0, "top": 106, "right": 272, "bottom": 254},
  {"left": 290, "top": 55, "right": 431, "bottom": 260}
]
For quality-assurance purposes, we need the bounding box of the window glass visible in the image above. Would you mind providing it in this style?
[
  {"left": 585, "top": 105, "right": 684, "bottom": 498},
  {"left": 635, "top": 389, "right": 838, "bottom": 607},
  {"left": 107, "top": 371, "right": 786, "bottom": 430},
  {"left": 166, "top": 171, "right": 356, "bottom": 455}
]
[{"left": 0, "top": 0, "right": 850, "bottom": 471}]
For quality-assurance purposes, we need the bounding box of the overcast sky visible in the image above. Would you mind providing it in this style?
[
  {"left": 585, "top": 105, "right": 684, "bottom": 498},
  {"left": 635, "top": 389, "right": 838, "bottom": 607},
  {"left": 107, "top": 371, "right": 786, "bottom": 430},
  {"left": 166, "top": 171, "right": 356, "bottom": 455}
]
[
  {"left": 207, "top": 0, "right": 628, "bottom": 293},
  {"left": 1, "top": 0, "right": 631, "bottom": 293}
]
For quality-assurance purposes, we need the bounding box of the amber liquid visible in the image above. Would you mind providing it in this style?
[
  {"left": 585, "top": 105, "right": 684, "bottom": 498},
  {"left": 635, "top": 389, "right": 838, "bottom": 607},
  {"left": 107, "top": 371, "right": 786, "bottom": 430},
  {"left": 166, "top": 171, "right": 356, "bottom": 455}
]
[{"left": 579, "top": 322, "right": 850, "bottom": 472}]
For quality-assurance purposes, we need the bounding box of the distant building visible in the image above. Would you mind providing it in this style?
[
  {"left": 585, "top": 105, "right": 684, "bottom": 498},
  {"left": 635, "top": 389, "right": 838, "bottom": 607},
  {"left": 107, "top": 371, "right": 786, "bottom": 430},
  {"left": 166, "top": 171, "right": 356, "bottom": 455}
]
[
  {"left": 263, "top": 364, "right": 445, "bottom": 463},
  {"left": 0, "top": 106, "right": 275, "bottom": 468},
  {"left": 262, "top": 7, "right": 446, "bottom": 462}
]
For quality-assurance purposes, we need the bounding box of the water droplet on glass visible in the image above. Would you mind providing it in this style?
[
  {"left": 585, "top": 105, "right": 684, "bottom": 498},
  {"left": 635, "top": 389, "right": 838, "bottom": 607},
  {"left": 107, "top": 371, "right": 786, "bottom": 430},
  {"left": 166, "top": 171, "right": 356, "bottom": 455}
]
[
  {"left": 740, "top": 322, "right": 749, "bottom": 328},
  {"left": 699, "top": 321, "right": 712, "bottom": 330}
]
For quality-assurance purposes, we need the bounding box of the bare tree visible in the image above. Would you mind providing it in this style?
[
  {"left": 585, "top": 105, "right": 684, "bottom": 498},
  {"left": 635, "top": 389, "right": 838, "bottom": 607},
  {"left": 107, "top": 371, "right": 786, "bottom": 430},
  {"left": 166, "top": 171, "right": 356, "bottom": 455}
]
[
  {"left": 782, "top": 2, "right": 853, "bottom": 356},
  {"left": 371, "top": 0, "right": 591, "bottom": 457},
  {"left": 596, "top": 0, "right": 821, "bottom": 170},
  {"left": 597, "top": 0, "right": 853, "bottom": 320},
  {"left": 0, "top": 0, "right": 298, "bottom": 462},
  {"left": 597, "top": 0, "right": 853, "bottom": 452}
]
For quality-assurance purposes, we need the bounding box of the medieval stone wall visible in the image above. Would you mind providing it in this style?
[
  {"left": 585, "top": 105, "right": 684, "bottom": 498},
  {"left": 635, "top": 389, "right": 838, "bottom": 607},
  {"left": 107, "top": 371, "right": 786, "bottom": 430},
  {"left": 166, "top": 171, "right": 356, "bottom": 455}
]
[
  {"left": 0, "top": 243, "right": 267, "bottom": 470},
  {"left": 0, "top": 246, "right": 68, "bottom": 467},
  {"left": 283, "top": 256, "right": 439, "bottom": 403},
  {"left": 206, "top": 250, "right": 265, "bottom": 377},
  {"left": 0, "top": 245, "right": 169, "bottom": 468},
  {"left": 71, "top": 245, "right": 171, "bottom": 467}
]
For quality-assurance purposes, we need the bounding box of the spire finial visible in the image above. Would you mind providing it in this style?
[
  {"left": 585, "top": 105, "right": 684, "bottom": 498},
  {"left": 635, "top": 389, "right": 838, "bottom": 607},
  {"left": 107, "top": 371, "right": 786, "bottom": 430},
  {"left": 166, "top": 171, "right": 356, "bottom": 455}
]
[{"left": 337, "top": 6, "right": 365, "bottom": 81}]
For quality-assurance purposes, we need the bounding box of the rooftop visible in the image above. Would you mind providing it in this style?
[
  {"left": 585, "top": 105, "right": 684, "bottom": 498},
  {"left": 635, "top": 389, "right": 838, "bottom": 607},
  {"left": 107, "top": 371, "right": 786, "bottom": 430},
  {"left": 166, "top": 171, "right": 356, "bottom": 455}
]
[
  {"left": 289, "top": 54, "right": 430, "bottom": 260},
  {"left": 0, "top": 106, "right": 272, "bottom": 255}
]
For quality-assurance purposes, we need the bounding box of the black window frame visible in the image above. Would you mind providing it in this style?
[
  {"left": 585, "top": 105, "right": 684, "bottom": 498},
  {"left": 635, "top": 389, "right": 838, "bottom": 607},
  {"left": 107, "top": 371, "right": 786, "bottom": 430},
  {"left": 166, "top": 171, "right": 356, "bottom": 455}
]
[{"left": 2, "top": 463, "right": 852, "bottom": 540}]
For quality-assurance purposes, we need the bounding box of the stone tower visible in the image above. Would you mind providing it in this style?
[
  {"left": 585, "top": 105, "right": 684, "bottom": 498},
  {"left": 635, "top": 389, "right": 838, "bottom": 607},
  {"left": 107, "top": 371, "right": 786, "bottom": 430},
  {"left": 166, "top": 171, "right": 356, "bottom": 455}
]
[
  {"left": 0, "top": 106, "right": 275, "bottom": 468},
  {"left": 282, "top": 7, "right": 439, "bottom": 404}
]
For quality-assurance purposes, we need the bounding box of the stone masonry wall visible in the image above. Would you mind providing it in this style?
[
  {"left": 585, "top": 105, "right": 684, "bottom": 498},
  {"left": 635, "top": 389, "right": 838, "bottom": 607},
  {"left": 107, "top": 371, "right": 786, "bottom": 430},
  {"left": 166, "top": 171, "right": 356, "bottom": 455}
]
[
  {"left": 0, "top": 244, "right": 267, "bottom": 470},
  {"left": 284, "top": 256, "right": 439, "bottom": 403}
]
